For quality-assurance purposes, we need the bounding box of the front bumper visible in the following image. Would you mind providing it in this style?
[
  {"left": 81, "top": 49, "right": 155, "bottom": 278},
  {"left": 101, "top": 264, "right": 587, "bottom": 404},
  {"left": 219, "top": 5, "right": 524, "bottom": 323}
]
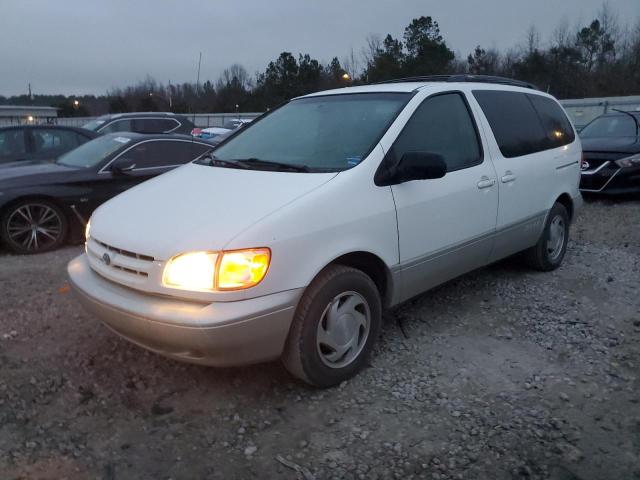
[
  {"left": 67, "top": 254, "right": 303, "bottom": 366},
  {"left": 580, "top": 163, "right": 640, "bottom": 194}
]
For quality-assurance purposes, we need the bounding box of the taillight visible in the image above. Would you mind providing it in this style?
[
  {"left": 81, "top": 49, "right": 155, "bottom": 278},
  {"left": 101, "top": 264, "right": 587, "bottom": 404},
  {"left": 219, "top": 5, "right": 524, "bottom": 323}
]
[{"left": 191, "top": 128, "right": 202, "bottom": 137}]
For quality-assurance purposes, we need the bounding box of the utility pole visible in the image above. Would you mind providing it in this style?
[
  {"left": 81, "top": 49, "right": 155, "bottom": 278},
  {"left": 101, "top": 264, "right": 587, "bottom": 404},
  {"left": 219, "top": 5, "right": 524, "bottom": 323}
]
[
  {"left": 194, "top": 52, "right": 202, "bottom": 123},
  {"left": 28, "top": 83, "right": 33, "bottom": 102}
]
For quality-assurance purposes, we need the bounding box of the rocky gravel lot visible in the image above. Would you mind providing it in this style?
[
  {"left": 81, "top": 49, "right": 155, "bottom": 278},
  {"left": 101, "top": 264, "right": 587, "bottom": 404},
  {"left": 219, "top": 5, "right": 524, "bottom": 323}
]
[{"left": 1, "top": 197, "right": 639, "bottom": 480}]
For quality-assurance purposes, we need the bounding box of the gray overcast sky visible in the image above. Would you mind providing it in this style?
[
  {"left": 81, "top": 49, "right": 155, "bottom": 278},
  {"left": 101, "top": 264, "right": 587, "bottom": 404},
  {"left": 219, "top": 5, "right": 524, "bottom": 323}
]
[{"left": 0, "top": 0, "right": 638, "bottom": 96}]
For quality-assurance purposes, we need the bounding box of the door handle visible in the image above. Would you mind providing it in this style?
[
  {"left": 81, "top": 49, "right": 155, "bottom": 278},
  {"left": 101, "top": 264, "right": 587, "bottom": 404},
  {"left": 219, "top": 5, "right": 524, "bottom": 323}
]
[
  {"left": 501, "top": 171, "right": 516, "bottom": 183},
  {"left": 477, "top": 177, "right": 496, "bottom": 189}
]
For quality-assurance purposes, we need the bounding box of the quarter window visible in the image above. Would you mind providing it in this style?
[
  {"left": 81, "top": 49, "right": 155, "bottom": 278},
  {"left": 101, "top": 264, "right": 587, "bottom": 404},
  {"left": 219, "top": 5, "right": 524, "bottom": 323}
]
[
  {"left": 100, "top": 119, "right": 133, "bottom": 134},
  {"left": 527, "top": 94, "right": 575, "bottom": 148},
  {"left": 392, "top": 93, "right": 482, "bottom": 172}
]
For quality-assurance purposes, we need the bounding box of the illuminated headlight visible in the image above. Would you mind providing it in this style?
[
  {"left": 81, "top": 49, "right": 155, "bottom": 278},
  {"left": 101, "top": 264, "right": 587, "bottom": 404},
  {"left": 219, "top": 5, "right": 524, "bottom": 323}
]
[
  {"left": 85, "top": 219, "right": 91, "bottom": 241},
  {"left": 162, "top": 248, "right": 270, "bottom": 292},
  {"left": 163, "top": 251, "right": 218, "bottom": 291},
  {"left": 614, "top": 153, "right": 640, "bottom": 168}
]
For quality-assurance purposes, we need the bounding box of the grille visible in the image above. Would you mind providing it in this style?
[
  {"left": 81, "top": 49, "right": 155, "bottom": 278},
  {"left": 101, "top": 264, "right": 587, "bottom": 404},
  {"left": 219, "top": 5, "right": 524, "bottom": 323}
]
[
  {"left": 93, "top": 239, "right": 155, "bottom": 262},
  {"left": 87, "top": 237, "right": 155, "bottom": 283}
]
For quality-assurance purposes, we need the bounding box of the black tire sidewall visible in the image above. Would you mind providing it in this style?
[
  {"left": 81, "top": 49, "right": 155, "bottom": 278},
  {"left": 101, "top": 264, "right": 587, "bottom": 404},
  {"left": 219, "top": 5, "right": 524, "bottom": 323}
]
[
  {"left": 296, "top": 268, "right": 382, "bottom": 387},
  {"left": 1, "top": 200, "right": 68, "bottom": 254}
]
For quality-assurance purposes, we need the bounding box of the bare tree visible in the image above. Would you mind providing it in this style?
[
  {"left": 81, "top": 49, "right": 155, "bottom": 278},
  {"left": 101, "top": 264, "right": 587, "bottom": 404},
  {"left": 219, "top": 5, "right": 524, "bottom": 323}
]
[
  {"left": 342, "top": 47, "right": 361, "bottom": 80},
  {"left": 525, "top": 25, "right": 541, "bottom": 54},
  {"left": 361, "top": 34, "right": 382, "bottom": 67}
]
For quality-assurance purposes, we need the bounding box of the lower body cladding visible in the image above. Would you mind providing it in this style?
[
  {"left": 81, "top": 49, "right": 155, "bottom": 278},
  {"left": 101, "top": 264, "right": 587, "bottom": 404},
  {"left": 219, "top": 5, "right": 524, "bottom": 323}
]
[
  {"left": 67, "top": 255, "right": 303, "bottom": 367},
  {"left": 580, "top": 162, "right": 640, "bottom": 195}
]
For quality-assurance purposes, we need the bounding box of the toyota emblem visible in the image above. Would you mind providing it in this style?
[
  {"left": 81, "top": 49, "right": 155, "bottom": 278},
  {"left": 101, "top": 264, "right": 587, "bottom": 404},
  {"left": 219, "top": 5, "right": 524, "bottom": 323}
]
[{"left": 102, "top": 253, "right": 111, "bottom": 265}]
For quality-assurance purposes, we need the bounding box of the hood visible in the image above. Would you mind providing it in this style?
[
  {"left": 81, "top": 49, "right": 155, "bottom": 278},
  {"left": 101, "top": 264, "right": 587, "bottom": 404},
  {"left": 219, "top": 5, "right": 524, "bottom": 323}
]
[
  {"left": 0, "top": 161, "right": 76, "bottom": 190},
  {"left": 90, "top": 163, "right": 338, "bottom": 260},
  {"left": 580, "top": 136, "right": 640, "bottom": 154}
]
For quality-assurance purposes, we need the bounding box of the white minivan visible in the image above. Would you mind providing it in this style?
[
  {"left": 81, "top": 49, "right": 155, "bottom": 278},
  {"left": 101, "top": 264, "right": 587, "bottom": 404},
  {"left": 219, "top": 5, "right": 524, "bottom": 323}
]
[{"left": 68, "top": 76, "right": 582, "bottom": 387}]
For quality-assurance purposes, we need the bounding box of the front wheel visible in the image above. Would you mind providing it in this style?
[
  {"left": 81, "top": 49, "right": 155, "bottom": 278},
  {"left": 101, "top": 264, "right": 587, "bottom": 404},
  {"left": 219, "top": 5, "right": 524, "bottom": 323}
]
[
  {"left": 282, "top": 265, "right": 382, "bottom": 388},
  {"left": 523, "top": 202, "right": 569, "bottom": 271},
  {"left": 1, "top": 200, "right": 68, "bottom": 254}
]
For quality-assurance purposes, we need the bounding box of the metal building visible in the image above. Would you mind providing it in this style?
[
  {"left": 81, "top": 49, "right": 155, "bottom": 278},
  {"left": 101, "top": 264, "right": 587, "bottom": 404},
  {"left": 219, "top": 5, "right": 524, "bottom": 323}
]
[
  {"left": 0, "top": 105, "right": 59, "bottom": 126},
  {"left": 560, "top": 96, "right": 640, "bottom": 130}
]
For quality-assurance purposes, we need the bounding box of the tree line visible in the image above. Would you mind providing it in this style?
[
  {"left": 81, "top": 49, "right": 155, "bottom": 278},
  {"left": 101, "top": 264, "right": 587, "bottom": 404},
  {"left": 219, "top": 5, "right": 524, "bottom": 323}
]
[{"left": 1, "top": 4, "right": 638, "bottom": 116}]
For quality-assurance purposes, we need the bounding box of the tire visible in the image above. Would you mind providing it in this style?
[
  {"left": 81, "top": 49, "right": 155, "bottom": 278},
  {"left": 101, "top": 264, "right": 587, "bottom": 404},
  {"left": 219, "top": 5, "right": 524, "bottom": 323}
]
[
  {"left": 523, "top": 202, "right": 569, "bottom": 271},
  {"left": 282, "top": 265, "right": 382, "bottom": 388},
  {"left": 1, "top": 199, "right": 68, "bottom": 254}
]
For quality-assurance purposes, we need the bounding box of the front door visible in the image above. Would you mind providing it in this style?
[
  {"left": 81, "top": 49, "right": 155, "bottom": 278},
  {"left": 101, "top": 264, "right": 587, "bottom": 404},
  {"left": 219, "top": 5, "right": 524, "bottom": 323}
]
[{"left": 387, "top": 91, "right": 499, "bottom": 302}]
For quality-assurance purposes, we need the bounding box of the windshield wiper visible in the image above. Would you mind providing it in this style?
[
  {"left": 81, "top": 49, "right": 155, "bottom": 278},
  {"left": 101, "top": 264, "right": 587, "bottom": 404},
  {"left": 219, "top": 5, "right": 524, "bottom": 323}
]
[
  {"left": 233, "top": 158, "right": 310, "bottom": 172},
  {"left": 612, "top": 109, "right": 639, "bottom": 137},
  {"left": 202, "top": 154, "right": 249, "bottom": 169}
]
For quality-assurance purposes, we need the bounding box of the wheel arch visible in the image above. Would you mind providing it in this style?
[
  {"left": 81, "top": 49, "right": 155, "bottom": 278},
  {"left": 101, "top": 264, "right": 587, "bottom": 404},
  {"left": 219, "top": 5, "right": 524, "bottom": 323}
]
[
  {"left": 323, "top": 251, "right": 394, "bottom": 308},
  {"left": 554, "top": 192, "right": 574, "bottom": 222}
]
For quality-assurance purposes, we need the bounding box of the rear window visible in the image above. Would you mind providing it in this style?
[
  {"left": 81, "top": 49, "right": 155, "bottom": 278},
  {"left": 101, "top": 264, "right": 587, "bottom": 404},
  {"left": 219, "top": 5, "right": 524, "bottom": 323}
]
[
  {"left": 473, "top": 90, "right": 574, "bottom": 158},
  {"left": 527, "top": 94, "right": 575, "bottom": 147}
]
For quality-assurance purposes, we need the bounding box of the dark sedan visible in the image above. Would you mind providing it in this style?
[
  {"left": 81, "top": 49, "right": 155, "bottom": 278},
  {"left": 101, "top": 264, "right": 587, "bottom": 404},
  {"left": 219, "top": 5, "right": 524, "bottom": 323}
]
[
  {"left": 0, "top": 133, "right": 213, "bottom": 254},
  {"left": 579, "top": 110, "right": 640, "bottom": 195},
  {"left": 0, "top": 125, "right": 98, "bottom": 164}
]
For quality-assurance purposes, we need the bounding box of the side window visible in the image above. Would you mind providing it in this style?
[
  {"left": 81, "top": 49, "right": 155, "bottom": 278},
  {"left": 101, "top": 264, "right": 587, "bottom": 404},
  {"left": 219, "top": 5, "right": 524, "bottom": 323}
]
[
  {"left": 393, "top": 93, "right": 482, "bottom": 172},
  {"left": 473, "top": 90, "right": 547, "bottom": 158},
  {"left": 157, "top": 119, "right": 180, "bottom": 132},
  {"left": 527, "top": 94, "right": 575, "bottom": 148},
  {"left": 0, "top": 130, "right": 27, "bottom": 160},
  {"left": 132, "top": 118, "right": 179, "bottom": 133},
  {"left": 100, "top": 119, "right": 133, "bottom": 134},
  {"left": 116, "top": 141, "right": 208, "bottom": 169},
  {"left": 31, "top": 129, "right": 82, "bottom": 156}
]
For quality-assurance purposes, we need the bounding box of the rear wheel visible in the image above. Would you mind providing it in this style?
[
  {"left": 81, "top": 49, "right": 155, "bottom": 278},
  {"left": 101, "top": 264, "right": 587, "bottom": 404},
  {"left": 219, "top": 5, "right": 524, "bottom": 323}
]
[
  {"left": 523, "top": 202, "right": 569, "bottom": 271},
  {"left": 1, "top": 200, "right": 68, "bottom": 254},
  {"left": 282, "top": 265, "right": 382, "bottom": 388}
]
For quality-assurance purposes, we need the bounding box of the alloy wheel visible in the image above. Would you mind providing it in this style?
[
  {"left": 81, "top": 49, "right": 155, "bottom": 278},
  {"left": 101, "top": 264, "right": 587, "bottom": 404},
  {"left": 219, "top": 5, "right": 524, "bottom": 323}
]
[{"left": 6, "top": 203, "right": 63, "bottom": 252}]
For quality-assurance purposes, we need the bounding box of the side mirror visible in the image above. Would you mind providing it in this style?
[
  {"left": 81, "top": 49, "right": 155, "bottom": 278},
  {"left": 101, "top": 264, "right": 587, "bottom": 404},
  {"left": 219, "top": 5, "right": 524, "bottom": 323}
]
[
  {"left": 379, "top": 151, "right": 447, "bottom": 185},
  {"left": 111, "top": 159, "right": 136, "bottom": 175}
]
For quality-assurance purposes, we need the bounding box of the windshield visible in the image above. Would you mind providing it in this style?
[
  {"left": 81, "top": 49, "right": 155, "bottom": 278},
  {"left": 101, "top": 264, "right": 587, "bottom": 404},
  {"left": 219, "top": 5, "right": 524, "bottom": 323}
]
[
  {"left": 580, "top": 115, "right": 638, "bottom": 138},
  {"left": 82, "top": 116, "right": 109, "bottom": 131},
  {"left": 210, "top": 93, "right": 411, "bottom": 172},
  {"left": 56, "top": 134, "right": 131, "bottom": 168}
]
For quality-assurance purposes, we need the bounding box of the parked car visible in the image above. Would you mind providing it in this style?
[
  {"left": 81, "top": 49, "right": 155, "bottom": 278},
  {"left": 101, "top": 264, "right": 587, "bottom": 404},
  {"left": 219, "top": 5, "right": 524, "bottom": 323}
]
[
  {"left": 222, "top": 118, "right": 253, "bottom": 129},
  {"left": 0, "top": 133, "right": 213, "bottom": 254},
  {"left": 0, "top": 125, "right": 97, "bottom": 164},
  {"left": 199, "top": 119, "right": 253, "bottom": 140},
  {"left": 82, "top": 112, "right": 196, "bottom": 136},
  {"left": 68, "top": 75, "right": 582, "bottom": 387},
  {"left": 578, "top": 110, "right": 640, "bottom": 195},
  {"left": 198, "top": 126, "right": 232, "bottom": 140}
]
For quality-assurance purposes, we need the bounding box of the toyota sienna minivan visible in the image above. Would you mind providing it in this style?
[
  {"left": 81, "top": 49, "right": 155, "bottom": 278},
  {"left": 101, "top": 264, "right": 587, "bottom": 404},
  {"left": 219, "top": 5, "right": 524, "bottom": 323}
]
[{"left": 68, "top": 75, "right": 582, "bottom": 387}]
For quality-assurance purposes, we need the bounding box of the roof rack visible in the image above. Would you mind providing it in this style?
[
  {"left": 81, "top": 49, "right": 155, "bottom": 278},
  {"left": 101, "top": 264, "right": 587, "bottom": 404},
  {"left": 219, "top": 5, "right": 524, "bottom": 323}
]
[{"left": 375, "top": 74, "right": 539, "bottom": 90}]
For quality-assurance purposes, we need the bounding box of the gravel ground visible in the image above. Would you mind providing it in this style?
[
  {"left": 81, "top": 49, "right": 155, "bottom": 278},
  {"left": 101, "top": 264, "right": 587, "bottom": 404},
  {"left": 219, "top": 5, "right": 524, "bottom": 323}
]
[{"left": 1, "top": 197, "right": 639, "bottom": 480}]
